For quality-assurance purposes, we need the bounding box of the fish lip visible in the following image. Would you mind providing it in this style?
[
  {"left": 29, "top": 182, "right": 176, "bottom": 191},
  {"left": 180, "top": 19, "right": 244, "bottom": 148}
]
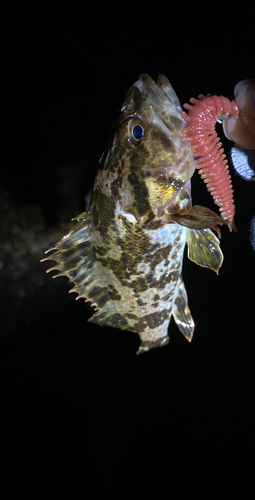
[{"left": 132, "top": 74, "right": 186, "bottom": 132}]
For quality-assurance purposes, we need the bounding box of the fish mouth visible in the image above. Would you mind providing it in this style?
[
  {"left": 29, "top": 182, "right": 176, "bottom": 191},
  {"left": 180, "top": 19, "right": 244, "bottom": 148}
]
[
  {"left": 135, "top": 74, "right": 182, "bottom": 109},
  {"left": 133, "top": 74, "right": 186, "bottom": 133}
]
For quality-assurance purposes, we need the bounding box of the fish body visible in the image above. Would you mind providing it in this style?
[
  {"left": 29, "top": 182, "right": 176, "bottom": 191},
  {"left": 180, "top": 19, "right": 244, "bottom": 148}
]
[{"left": 44, "top": 74, "right": 223, "bottom": 353}]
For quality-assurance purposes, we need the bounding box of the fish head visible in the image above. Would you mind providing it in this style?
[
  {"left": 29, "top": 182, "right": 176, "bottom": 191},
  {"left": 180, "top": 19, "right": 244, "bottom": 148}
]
[{"left": 92, "top": 74, "right": 196, "bottom": 225}]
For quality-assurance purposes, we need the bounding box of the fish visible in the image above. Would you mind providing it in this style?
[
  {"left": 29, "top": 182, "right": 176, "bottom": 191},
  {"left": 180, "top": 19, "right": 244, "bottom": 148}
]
[{"left": 42, "top": 74, "right": 225, "bottom": 354}]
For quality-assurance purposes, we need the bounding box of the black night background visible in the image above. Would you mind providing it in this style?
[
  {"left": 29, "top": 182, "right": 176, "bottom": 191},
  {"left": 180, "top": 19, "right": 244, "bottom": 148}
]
[{"left": 1, "top": 3, "right": 255, "bottom": 497}]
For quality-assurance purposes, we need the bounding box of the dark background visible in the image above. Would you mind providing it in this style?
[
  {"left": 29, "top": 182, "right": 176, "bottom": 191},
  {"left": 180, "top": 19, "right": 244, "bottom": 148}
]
[{"left": 1, "top": 3, "right": 255, "bottom": 497}]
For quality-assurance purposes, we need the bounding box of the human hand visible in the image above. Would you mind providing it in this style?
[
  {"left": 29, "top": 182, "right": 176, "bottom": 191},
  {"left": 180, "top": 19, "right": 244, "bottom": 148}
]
[{"left": 223, "top": 78, "right": 255, "bottom": 149}]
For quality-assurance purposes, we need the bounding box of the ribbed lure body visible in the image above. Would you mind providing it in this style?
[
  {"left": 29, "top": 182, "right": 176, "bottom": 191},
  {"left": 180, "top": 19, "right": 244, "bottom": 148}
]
[{"left": 180, "top": 95, "right": 239, "bottom": 228}]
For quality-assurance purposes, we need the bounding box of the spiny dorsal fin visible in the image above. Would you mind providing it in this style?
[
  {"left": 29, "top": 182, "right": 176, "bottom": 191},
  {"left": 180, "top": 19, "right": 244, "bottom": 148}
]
[{"left": 42, "top": 212, "right": 113, "bottom": 309}]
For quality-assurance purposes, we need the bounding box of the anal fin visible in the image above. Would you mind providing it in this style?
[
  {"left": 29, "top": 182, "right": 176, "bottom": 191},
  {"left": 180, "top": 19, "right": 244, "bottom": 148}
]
[{"left": 173, "top": 280, "right": 194, "bottom": 342}]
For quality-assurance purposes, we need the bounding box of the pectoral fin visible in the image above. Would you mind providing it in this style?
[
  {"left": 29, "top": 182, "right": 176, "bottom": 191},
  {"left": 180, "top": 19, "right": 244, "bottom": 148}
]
[
  {"left": 186, "top": 227, "right": 223, "bottom": 273},
  {"left": 170, "top": 205, "right": 223, "bottom": 232},
  {"left": 173, "top": 279, "right": 194, "bottom": 342}
]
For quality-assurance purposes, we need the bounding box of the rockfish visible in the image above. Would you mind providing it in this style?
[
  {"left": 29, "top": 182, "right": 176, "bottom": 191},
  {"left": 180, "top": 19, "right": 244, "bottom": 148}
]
[{"left": 42, "top": 74, "right": 224, "bottom": 354}]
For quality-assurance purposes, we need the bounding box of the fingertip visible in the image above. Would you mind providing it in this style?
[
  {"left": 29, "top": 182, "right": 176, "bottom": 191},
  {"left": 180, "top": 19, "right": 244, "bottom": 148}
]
[
  {"left": 234, "top": 78, "right": 255, "bottom": 117},
  {"left": 224, "top": 116, "right": 255, "bottom": 149}
]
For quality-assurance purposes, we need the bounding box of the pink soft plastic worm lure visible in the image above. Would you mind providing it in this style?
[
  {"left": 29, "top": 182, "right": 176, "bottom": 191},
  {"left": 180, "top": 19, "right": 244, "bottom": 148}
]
[{"left": 180, "top": 95, "right": 239, "bottom": 229}]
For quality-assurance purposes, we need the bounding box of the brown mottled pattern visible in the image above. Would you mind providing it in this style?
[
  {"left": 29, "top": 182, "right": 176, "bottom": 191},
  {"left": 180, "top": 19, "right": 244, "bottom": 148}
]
[{"left": 43, "top": 74, "right": 221, "bottom": 354}]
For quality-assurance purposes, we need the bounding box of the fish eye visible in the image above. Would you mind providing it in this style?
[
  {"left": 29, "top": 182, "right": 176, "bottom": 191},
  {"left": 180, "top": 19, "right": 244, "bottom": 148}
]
[
  {"left": 128, "top": 119, "right": 145, "bottom": 145},
  {"left": 118, "top": 115, "right": 145, "bottom": 148},
  {"left": 132, "top": 124, "right": 144, "bottom": 141}
]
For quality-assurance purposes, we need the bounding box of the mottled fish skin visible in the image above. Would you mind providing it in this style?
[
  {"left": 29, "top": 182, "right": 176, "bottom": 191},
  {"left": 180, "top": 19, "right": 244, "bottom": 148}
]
[{"left": 43, "top": 74, "right": 223, "bottom": 354}]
